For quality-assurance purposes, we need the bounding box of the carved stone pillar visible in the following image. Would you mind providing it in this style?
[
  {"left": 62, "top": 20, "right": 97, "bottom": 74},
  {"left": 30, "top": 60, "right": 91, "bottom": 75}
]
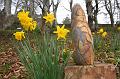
[{"left": 71, "top": 4, "right": 94, "bottom": 65}]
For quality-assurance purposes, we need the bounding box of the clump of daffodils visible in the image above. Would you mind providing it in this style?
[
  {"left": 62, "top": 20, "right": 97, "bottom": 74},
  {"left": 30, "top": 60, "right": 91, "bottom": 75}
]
[
  {"left": 97, "top": 28, "right": 107, "bottom": 38},
  {"left": 13, "top": 11, "right": 71, "bottom": 79},
  {"left": 17, "top": 9, "right": 37, "bottom": 31},
  {"left": 14, "top": 11, "right": 70, "bottom": 41},
  {"left": 14, "top": 10, "right": 37, "bottom": 41}
]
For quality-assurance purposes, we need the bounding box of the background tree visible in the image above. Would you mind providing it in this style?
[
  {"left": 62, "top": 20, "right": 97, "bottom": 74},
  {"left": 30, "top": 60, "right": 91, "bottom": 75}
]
[
  {"left": 115, "top": 0, "right": 120, "bottom": 24},
  {"left": 34, "top": 0, "right": 61, "bottom": 29},
  {"left": 4, "top": 0, "right": 12, "bottom": 16},
  {"left": 14, "top": 0, "right": 21, "bottom": 14},
  {"left": 0, "top": 0, "right": 4, "bottom": 10},
  {"left": 62, "top": 16, "right": 71, "bottom": 24},
  {"left": 85, "top": 0, "right": 94, "bottom": 30},
  {"left": 52, "top": 0, "right": 61, "bottom": 27},
  {"left": 69, "top": 0, "right": 73, "bottom": 11},
  {"left": 93, "top": 0, "right": 99, "bottom": 30},
  {"left": 104, "top": 0, "right": 116, "bottom": 27}
]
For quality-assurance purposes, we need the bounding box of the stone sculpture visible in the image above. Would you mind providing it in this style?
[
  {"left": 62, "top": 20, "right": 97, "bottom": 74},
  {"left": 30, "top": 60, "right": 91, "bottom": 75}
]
[{"left": 71, "top": 4, "right": 94, "bottom": 65}]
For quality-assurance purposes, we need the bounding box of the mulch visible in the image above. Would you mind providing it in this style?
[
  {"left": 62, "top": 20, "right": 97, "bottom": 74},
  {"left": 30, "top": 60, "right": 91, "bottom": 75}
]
[{"left": 0, "top": 33, "right": 27, "bottom": 79}]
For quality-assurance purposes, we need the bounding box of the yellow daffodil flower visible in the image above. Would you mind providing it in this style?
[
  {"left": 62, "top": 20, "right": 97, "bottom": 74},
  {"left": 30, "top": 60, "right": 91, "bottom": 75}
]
[
  {"left": 101, "top": 31, "right": 107, "bottom": 38},
  {"left": 53, "top": 25, "right": 70, "bottom": 40},
  {"left": 92, "top": 32, "right": 95, "bottom": 35},
  {"left": 43, "top": 12, "right": 56, "bottom": 24},
  {"left": 97, "top": 28, "right": 104, "bottom": 33},
  {"left": 17, "top": 10, "right": 37, "bottom": 31},
  {"left": 63, "top": 49, "right": 66, "bottom": 52},
  {"left": 29, "top": 21, "right": 37, "bottom": 31},
  {"left": 117, "top": 27, "right": 120, "bottom": 31},
  {"left": 17, "top": 9, "right": 29, "bottom": 20},
  {"left": 13, "top": 31, "right": 25, "bottom": 41}
]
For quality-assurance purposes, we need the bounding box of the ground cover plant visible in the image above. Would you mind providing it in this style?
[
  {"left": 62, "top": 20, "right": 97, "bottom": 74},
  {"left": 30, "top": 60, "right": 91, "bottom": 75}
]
[{"left": 93, "top": 27, "right": 120, "bottom": 64}]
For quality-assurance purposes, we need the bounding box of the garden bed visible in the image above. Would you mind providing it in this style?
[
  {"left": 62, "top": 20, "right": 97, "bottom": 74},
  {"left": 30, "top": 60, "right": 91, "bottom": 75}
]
[{"left": 0, "top": 28, "right": 120, "bottom": 79}]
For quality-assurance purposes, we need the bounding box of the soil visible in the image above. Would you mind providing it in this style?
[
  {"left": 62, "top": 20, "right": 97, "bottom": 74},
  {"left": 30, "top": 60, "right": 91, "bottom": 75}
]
[{"left": 0, "top": 32, "right": 27, "bottom": 79}]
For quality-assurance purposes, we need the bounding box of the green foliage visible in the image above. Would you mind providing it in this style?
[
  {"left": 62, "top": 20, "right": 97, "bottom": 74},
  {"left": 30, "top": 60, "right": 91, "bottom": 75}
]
[
  {"left": 13, "top": 31, "right": 71, "bottom": 79},
  {"left": 93, "top": 27, "right": 120, "bottom": 64},
  {"left": 62, "top": 16, "right": 71, "bottom": 24}
]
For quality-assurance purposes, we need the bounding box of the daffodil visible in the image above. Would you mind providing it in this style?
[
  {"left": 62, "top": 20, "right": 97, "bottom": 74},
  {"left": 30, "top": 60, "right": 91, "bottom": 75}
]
[
  {"left": 17, "top": 10, "right": 37, "bottom": 31},
  {"left": 17, "top": 9, "right": 29, "bottom": 20},
  {"left": 117, "top": 27, "right": 120, "bottom": 31},
  {"left": 13, "top": 31, "right": 25, "bottom": 41},
  {"left": 63, "top": 49, "right": 66, "bottom": 52},
  {"left": 43, "top": 12, "right": 56, "bottom": 24},
  {"left": 92, "top": 32, "right": 95, "bottom": 35},
  {"left": 101, "top": 31, "right": 107, "bottom": 38},
  {"left": 29, "top": 21, "right": 37, "bottom": 31},
  {"left": 97, "top": 28, "right": 104, "bottom": 33},
  {"left": 53, "top": 25, "right": 70, "bottom": 40}
]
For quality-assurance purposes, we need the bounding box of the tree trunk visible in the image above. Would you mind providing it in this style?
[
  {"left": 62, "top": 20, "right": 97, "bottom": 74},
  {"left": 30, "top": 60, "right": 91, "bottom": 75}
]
[
  {"left": 29, "top": 0, "right": 35, "bottom": 17},
  {"left": 70, "top": 0, "right": 73, "bottom": 11},
  {"left": 70, "top": 0, "right": 73, "bottom": 25},
  {"left": 52, "top": 0, "right": 60, "bottom": 27},
  {"left": 3, "top": 0, "right": 12, "bottom": 29},
  {"left": 14, "top": 0, "right": 20, "bottom": 15},
  {"left": 115, "top": 0, "right": 120, "bottom": 24},
  {"left": 110, "top": 14, "right": 115, "bottom": 27},
  {"left": 85, "top": 0, "right": 94, "bottom": 30},
  {"left": 115, "top": 0, "right": 120, "bottom": 10},
  {"left": 4, "top": 0, "right": 12, "bottom": 16},
  {"left": 104, "top": 0, "right": 115, "bottom": 27},
  {"left": 94, "top": 0, "right": 98, "bottom": 31}
]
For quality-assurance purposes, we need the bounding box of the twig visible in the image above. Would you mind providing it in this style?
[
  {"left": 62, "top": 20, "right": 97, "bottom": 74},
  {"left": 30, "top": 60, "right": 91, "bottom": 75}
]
[{"left": 62, "top": 6, "right": 71, "bottom": 12}]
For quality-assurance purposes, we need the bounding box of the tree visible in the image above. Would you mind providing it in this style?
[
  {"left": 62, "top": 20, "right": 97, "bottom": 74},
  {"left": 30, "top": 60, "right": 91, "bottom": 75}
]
[
  {"left": 115, "top": 0, "right": 120, "bottom": 10},
  {"left": 93, "top": 0, "right": 99, "bottom": 30},
  {"left": 52, "top": 0, "right": 61, "bottom": 27},
  {"left": 69, "top": 0, "right": 73, "bottom": 11},
  {"left": 0, "top": 0, "right": 4, "bottom": 9},
  {"left": 115, "top": 0, "right": 120, "bottom": 24},
  {"left": 85, "top": 0, "right": 94, "bottom": 30},
  {"left": 14, "top": 0, "right": 21, "bottom": 14},
  {"left": 29, "top": 0, "right": 35, "bottom": 16},
  {"left": 62, "top": 16, "right": 71, "bottom": 24},
  {"left": 104, "top": 0, "right": 116, "bottom": 27},
  {"left": 34, "top": 0, "right": 61, "bottom": 31},
  {"left": 33, "top": 0, "right": 50, "bottom": 32},
  {"left": 4, "top": 0, "right": 12, "bottom": 16}
]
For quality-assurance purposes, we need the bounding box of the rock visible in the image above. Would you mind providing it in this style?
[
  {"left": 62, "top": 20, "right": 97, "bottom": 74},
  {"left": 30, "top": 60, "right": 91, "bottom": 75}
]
[
  {"left": 64, "top": 64, "right": 116, "bottom": 79},
  {"left": 71, "top": 4, "right": 94, "bottom": 65}
]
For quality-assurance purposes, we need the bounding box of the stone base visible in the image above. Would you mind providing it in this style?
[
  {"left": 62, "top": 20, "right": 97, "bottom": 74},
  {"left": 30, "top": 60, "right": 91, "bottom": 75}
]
[{"left": 64, "top": 64, "right": 116, "bottom": 79}]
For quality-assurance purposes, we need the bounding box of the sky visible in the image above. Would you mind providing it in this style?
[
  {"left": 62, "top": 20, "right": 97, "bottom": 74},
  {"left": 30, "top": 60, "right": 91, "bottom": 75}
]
[
  {"left": 56, "top": 0, "right": 86, "bottom": 23},
  {"left": 56, "top": 0, "right": 120, "bottom": 24},
  {"left": 0, "top": 0, "right": 120, "bottom": 24}
]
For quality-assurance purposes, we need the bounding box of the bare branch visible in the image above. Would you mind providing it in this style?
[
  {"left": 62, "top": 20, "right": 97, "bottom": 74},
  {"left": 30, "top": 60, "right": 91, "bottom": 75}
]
[{"left": 62, "top": 5, "right": 71, "bottom": 12}]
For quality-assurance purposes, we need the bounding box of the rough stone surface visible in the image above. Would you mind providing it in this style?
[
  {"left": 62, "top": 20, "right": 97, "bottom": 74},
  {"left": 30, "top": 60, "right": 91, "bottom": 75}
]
[
  {"left": 71, "top": 4, "right": 94, "bottom": 65},
  {"left": 64, "top": 64, "right": 116, "bottom": 79}
]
